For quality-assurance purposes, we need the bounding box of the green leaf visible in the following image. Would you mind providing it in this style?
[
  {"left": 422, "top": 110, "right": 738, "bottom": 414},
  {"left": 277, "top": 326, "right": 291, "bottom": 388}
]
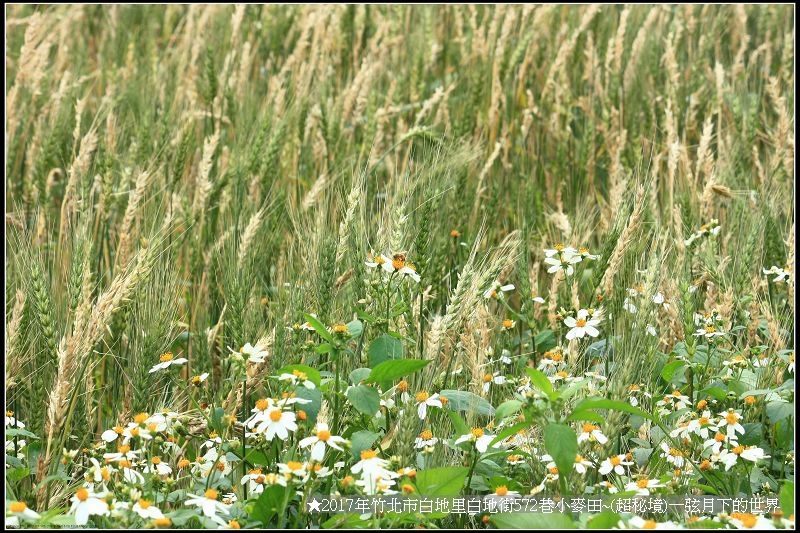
[
  {"left": 526, "top": 368, "right": 553, "bottom": 396},
  {"left": 250, "top": 484, "right": 287, "bottom": 526},
  {"left": 492, "top": 513, "right": 575, "bottom": 529},
  {"left": 587, "top": 512, "right": 622, "bottom": 529},
  {"left": 276, "top": 364, "right": 321, "bottom": 387},
  {"left": 346, "top": 385, "right": 380, "bottom": 416},
  {"left": 661, "top": 360, "right": 686, "bottom": 382},
  {"left": 296, "top": 387, "right": 321, "bottom": 423},
  {"left": 349, "top": 367, "right": 372, "bottom": 384},
  {"left": 568, "top": 397, "right": 652, "bottom": 421},
  {"left": 367, "top": 358, "right": 430, "bottom": 384},
  {"left": 699, "top": 386, "right": 728, "bottom": 402},
  {"left": 6, "top": 467, "right": 31, "bottom": 481},
  {"left": 414, "top": 466, "right": 469, "bottom": 496},
  {"left": 534, "top": 330, "right": 557, "bottom": 352},
  {"left": 445, "top": 409, "right": 469, "bottom": 436},
  {"left": 490, "top": 421, "right": 530, "bottom": 446},
  {"left": 367, "top": 334, "right": 404, "bottom": 367},
  {"left": 495, "top": 399, "right": 523, "bottom": 420},
  {"left": 211, "top": 407, "right": 226, "bottom": 433},
  {"left": 766, "top": 401, "right": 795, "bottom": 423},
  {"left": 440, "top": 389, "right": 495, "bottom": 416},
  {"left": 779, "top": 481, "right": 794, "bottom": 516},
  {"left": 347, "top": 319, "right": 364, "bottom": 338},
  {"left": 4, "top": 428, "right": 38, "bottom": 439},
  {"left": 350, "top": 430, "right": 380, "bottom": 460},
  {"left": 304, "top": 313, "right": 336, "bottom": 344},
  {"left": 544, "top": 423, "right": 577, "bottom": 483}
]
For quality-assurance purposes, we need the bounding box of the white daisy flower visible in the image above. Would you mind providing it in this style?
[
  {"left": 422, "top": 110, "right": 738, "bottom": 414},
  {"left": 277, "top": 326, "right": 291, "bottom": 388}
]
[
  {"left": 185, "top": 489, "right": 231, "bottom": 519},
  {"left": 629, "top": 516, "right": 677, "bottom": 529},
  {"left": 298, "top": 423, "right": 348, "bottom": 461},
  {"left": 659, "top": 442, "right": 687, "bottom": 468},
  {"left": 414, "top": 429, "right": 439, "bottom": 449},
  {"left": 69, "top": 488, "right": 110, "bottom": 526},
  {"left": 484, "top": 281, "right": 515, "bottom": 299},
  {"left": 132, "top": 499, "right": 164, "bottom": 519},
  {"left": 625, "top": 477, "right": 666, "bottom": 496},
  {"left": 6, "top": 501, "right": 41, "bottom": 522},
  {"left": 236, "top": 343, "right": 269, "bottom": 364},
  {"left": 598, "top": 454, "right": 633, "bottom": 476},
  {"left": 454, "top": 428, "right": 501, "bottom": 453},
  {"left": 148, "top": 352, "right": 188, "bottom": 373},
  {"left": 577, "top": 423, "right": 609, "bottom": 445},
  {"left": 481, "top": 371, "right": 507, "bottom": 393},
  {"left": 414, "top": 391, "right": 442, "bottom": 420},
  {"left": 719, "top": 409, "right": 746, "bottom": 439},
  {"left": 564, "top": 309, "right": 601, "bottom": 340}
]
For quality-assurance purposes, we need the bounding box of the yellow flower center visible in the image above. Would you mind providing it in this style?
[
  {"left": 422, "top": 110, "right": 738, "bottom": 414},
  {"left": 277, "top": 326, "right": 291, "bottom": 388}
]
[
  {"left": 450, "top": 229, "right": 460, "bottom": 238},
  {"left": 415, "top": 391, "right": 430, "bottom": 403},
  {"left": 610, "top": 456, "right": 622, "bottom": 466},
  {"left": 287, "top": 461, "right": 303, "bottom": 471},
  {"left": 392, "top": 258, "right": 405, "bottom": 270},
  {"left": 419, "top": 430, "right": 433, "bottom": 440},
  {"left": 470, "top": 427, "right": 485, "bottom": 438},
  {"left": 134, "top": 413, "right": 149, "bottom": 424},
  {"left": 317, "top": 429, "right": 331, "bottom": 441},
  {"left": 502, "top": 319, "right": 514, "bottom": 329},
  {"left": 9, "top": 502, "right": 27, "bottom": 513},
  {"left": 375, "top": 256, "right": 386, "bottom": 265},
  {"left": 119, "top": 459, "right": 132, "bottom": 468},
  {"left": 552, "top": 353, "right": 563, "bottom": 362},
  {"left": 636, "top": 479, "right": 650, "bottom": 489},
  {"left": 402, "top": 484, "right": 415, "bottom": 494},
  {"left": 672, "top": 390, "right": 683, "bottom": 397},
  {"left": 732, "top": 445, "right": 745, "bottom": 455},
  {"left": 483, "top": 373, "right": 493, "bottom": 383},
  {"left": 670, "top": 448, "right": 683, "bottom": 457},
  {"left": 700, "top": 460, "right": 712, "bottom": 470},
  {"left": 548, "top": 466, "right": 559, "bottom": 475},
  {"left": 575, "top": 455, "right": 585, "bottom": 463},
  {"left": 579, "top": 247, "right": 589, "bottom": 254},
  {"left": 576, "top": 319, "right": 587, "bottom": 327},
  {"left": 705, "top": 325, "right": 716, "bottom": 333},
  {"left": 153, "top": 518, "right": 172, "bottom": 527},
  {"left": 699, "top": 417, "right": 710, "bottom": 426},
  {"left": 76, "top": 488, "right": 89, "bottom": 502},
  {"left": 495, "top": 486, "right": 509, "bottom": 496},
  {"left": 360, "top": 450, "right": 377, "bottom": 460},
  {"left": 332, "top": 324, "right": 348, "bottom": 334},
  {"left": 554, "top": 244, "right": 565, "bottom": 251},
  {"left": 151, "top": 456, "right": 161, "bottom": 465},
  {"left": 101, "top": 467, "right": 110, "bottom": 481},
  {"left": 204, "top": 489, "right": 218, "bottom": 500},
  {"left": 228, "top": 520, "right": 241, "bottom": 529},
  {"left": 556, "top": 371, "right": 569, "bottom": 378},
  {"left": 397, "top": 380, "right": 408, "bottom": 392},
  {"left": 118, "top": 444, "right": 131, "bottom": 453},
  {"left": 256, "top": 398, "right": 269, "bottom": 411},
  {"left": 744, "top": 396, "right": 756, "bottom": 406},
  {"left": 643, "top": 520, "right": 657, "bottom": 529},
  {"left": 582, "top": 423, "right": 598, "bottom": 433},
  {"left": 726, "top": 413, "right": 739, "bottom": 425},
  {"left": 177, "top": 458, "right": 190, "bottom": 469},
  {"left": 697, "top": 400, "right": 708, "bottom": 410},
  {"left": 159, "top": 352, "right": 174, "bottom": 362},
  {"left": 269, "top": 409, "right": 283, "bottom": 422},
  {"left": 732, "top": 513, "right": 758, "bottom": 528},
  {"left": 138, "top": 499, "right": 152, "bottom": 509},
  {"left": 714, "top": 432, "right": 726, "bottom": 442}
]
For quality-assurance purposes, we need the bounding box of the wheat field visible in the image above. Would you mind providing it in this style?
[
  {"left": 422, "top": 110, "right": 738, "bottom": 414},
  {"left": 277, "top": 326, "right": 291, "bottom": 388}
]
[{"left": 4, "top": 4, "right": 795, "bottom": 529}]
